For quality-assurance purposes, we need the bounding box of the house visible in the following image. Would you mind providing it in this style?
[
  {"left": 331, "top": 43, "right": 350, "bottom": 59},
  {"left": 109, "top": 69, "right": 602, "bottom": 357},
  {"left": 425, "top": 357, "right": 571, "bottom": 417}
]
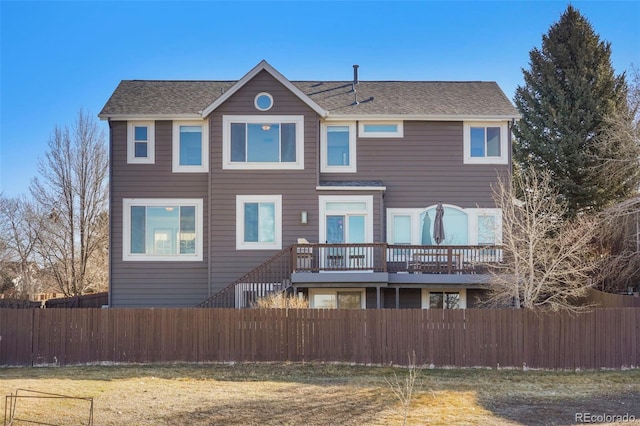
[{"left": 99, "top": 60, "right": 520, "bottom": 309}]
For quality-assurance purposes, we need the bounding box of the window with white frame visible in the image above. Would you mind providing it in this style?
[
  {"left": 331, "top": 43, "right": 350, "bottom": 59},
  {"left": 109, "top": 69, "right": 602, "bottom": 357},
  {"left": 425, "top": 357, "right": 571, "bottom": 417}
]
[
  {"left": 463, "top": 122, "right": 509, "bottom": 164},
  {"left": 122, "top": 198, "right": 203, "bottom": 261},
  {"left": 309, "top": 288, "right": 366, "bottom": 309},
  {"left": 422, "top": 289, "right": 467, "bottom": 309},
  {"left": 467, "top": 209, "right": 502, "bottom": 245},
  {"left": 358, "top": 121, "right": 403, "bottom": 138},
  {"left": 172, "top": 121, "right": 209, "bottom": 173},
  {"left": 254, "top": 92, "right": 273, "bottom": 111},
  {"left": 236, "top": 195, "right": 282, "bottom": 250},
  {"left": 387, "top": 206, "right": 501, "bottom": 245},
  {"left": 223, "top": 115, "right": 304, "bottom": 169},
  {"left": 127, "top": 122, "right": 155, "bottom": 164},
  {"left": 321, "top": 123, "right": 356, "bottom": 172}
]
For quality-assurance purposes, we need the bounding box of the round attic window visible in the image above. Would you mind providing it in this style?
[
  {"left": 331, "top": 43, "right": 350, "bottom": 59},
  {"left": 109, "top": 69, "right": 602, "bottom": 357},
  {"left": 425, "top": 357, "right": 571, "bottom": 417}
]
[{"left": 254, "top": 92, "right": 273, "bottom": 111}]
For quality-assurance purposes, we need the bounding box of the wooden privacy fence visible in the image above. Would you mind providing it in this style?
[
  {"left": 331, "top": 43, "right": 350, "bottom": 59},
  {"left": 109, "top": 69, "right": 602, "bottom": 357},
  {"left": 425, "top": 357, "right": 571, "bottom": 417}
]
[{"left": 1, "top": 308, "right": 639, "bottom": 369}]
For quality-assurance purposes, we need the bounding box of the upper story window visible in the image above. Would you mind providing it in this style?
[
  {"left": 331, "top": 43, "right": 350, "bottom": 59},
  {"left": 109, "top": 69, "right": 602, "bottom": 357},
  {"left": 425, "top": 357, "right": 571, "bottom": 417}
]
[
  {"left": 222, "top": 115, "right": 304, "bottom": 170},
  {"left": 127, "top": 122, "right": 155, "bottom": 164},
  {"left": 254, "top": 92, "right": 273, "bottom": 111},
  {"left": 463, "top": 122, "right": 508, "bottom": 164},
  {"left": 321, "top": 123, "right": 356, "bottom": 173},
  {"left": 358, "top": 121, "right": 403, "bottom": 138},
  {"left": 123, "top": 198, "right": 203, "bottom": 262},
  {"left": 172, "top": 121, "right": 209, "bottom": 173}
]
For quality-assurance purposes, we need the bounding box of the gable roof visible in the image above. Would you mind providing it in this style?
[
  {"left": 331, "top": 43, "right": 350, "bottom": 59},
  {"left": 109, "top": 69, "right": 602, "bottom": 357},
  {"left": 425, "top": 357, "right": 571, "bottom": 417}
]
[
  {"left": 200, "top": 60, "right": 327, "bottom": 117},
  {"left": 99, "top": 62, "right": 520, "bottom": 120}
]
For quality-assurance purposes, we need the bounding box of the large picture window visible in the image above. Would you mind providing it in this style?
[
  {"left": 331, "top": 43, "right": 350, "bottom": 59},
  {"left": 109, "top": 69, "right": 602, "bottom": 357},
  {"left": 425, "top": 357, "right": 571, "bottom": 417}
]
[
  {"left": 123, "top": 199, "right": 203, "bottom": 261},
  {"left": 223, "top": 116, "right": 304, "bottom": 169},
  {"left": 387, "top": 206, "right": 501, "bottom": 246},
  {"left": 172, "top": 121, "right": 209, "bottom": 173},
  {"left": 236, "top": 195, "right": 282, "bottom": 250}
]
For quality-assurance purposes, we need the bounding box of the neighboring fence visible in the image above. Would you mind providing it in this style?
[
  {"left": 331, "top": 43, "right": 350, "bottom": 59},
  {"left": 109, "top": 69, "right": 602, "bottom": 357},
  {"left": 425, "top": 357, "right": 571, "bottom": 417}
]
[
  {"left": 0, "top": 298, "right": 41, "bottom": 309},
  {"left": 1, "top": 308, "right": 638, "bottom": 369},
  {"left": 44, "top": 292, "right": 108, "bottom": 308},
  {"left": 584, "top": 288, "right": 640, "bottom": 308}
]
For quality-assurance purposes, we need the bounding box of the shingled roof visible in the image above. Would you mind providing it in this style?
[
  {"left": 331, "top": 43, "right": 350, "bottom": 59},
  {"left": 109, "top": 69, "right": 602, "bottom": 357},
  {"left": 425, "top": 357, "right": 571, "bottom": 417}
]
[{"left": 100, "top": 72, "right": 519, "bottom": 119}]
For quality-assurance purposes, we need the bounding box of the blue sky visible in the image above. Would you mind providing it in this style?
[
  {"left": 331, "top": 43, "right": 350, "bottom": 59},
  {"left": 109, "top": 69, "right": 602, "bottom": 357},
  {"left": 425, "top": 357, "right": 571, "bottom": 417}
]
[{"left": 1, "top": 1, "right": 639, "bottom": 197}]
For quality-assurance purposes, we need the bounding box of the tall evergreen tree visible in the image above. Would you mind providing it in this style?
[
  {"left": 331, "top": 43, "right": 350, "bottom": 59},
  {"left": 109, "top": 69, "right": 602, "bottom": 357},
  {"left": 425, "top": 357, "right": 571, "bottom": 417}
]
[{"left": 513, "top": 5, "right": 633, "bottom": 217}]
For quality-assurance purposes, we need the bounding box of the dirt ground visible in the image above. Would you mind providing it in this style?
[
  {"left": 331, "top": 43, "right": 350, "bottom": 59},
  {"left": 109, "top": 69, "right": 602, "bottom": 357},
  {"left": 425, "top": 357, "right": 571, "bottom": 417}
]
[{"left": 1, "top": 363, "right": 639, "bottom": 425}]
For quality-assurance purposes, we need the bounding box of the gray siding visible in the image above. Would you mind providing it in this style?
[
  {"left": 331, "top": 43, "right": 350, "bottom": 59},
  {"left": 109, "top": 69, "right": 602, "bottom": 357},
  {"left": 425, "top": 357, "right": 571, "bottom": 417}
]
[
  {"left": 110, "top": 120, "right": 209, "bottom": 307},
  {"left": 207, "top": 70, "right": 320, "bottom": 296},
  {"left": 320, "top": 121, "right": 510, "bottom": 209}
]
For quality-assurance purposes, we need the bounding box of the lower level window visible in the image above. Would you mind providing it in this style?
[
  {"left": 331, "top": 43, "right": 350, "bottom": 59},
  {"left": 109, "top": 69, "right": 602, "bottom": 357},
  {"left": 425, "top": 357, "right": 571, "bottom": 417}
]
[
  {"left": 430, "top": 292, "right": 460, "bottom": 309},
  {"left": 123, "top": 198, "right": 203, "bottom": 261},
  {"left": 423, "top": 289, "right": 466, "bottom": 309},
  {"left": 310, "top": 289, "right": 365, "bottom": 309}
]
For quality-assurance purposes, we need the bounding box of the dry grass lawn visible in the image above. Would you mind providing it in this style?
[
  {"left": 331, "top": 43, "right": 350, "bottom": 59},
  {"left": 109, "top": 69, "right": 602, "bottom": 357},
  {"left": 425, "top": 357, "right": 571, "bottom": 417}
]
[{"left": 1, "top": 363, "right": 639, "bottom": 425}]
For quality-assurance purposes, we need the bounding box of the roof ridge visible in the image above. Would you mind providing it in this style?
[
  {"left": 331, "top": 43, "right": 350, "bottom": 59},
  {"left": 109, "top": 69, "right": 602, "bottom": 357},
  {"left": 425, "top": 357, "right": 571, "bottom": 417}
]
[{"left": 119, "top": 79, "right": 496, "bottom": 84}]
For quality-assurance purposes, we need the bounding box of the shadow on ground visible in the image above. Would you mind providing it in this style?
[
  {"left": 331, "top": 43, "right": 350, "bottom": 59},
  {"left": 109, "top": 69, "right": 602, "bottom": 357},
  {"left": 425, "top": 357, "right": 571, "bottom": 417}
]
[{"left": 478, "top": 390, "right": 640, "bottom": 425}]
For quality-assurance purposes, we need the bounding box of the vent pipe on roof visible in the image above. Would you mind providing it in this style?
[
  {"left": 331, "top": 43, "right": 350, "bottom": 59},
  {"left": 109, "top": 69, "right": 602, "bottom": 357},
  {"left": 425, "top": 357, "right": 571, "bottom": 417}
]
[{"left": 351, "top": 64, "right": 360, "bottom": 105}]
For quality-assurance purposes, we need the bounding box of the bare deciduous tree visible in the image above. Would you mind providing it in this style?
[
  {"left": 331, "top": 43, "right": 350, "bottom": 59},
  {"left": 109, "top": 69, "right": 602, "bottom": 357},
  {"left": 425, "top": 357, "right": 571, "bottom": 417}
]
[
  {"left": 588, "top": 65, "right": 640, "bottom": 293},
  {"left": 486, "top": 168, "right": 596, "bottom": 311},
  {"left": 589, "top": 65, "right": 640, "bottom": 206},
  {"left": 0, "top": 194, "right": 45, "bottom": 296},
  {"left": 592, "top": 195, "right": 640, "bottom": 293},
  {"left": 31, "top": 110, "right": 109, "bottom": 296}
]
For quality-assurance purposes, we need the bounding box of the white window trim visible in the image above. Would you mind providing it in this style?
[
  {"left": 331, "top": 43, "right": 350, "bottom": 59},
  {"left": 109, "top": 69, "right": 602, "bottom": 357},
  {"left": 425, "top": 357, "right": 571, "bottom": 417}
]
[
  {"left": 122, "top": 198, "right": 203, "bottom": 262},
  {"left": 319, "top": 195, "right": 374, "bottom": 244},
  {"left": 463, "top": 121, "right": 509, "bottom": 165},
  {"left": 309, "top": 288, "right": 366, "bottom": 309},
  {"left": 254, "top": 92, "right": 274, "bottom": 111},
  {"left": 387, "top": 208, "right": 423, "bottom": 245},
  {"left": 358, "top": 121, "right": 404, "bottom": 138},
  {"left": 386, "top": 206, "right": 503, "bottom": 245},
  {"left": 467, "top": 208, "right": 502, "bottom": 245},
  {"left": 222, "top": 115, "right": 304, "bottom": 170},
  {"left": 172, "top": 120, "right": 209, "bottom": 173},
  {"left": 422, "top": 288, "right": 467, "bottom": 309},
  {"left": 320, "top": 122, "right": 356, "bottom": 173},
  {"left": 236, "top": 195, "right": 282, "bottom": 250},
  {"left": 127, "top": 121, "right": 155, "bottom": 164}
]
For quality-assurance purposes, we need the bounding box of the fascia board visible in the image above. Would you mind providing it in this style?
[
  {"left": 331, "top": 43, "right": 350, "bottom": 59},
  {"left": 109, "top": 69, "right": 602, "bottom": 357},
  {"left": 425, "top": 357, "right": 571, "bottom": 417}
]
[
  {"left": 98, "top": 114, "right": 204, "bottom": 121},
  {"left": 323, "top": 114, "right": 521, "bottom": 121},
  {"left": 201, "top": 60, "right": 328, "bottom": 118}
]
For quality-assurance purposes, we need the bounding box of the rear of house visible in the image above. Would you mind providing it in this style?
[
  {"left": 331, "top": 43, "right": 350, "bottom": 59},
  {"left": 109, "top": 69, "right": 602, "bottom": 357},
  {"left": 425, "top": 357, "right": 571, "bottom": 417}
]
[{"left": 99, "top": 60, "right": 520, "bottom": 309}]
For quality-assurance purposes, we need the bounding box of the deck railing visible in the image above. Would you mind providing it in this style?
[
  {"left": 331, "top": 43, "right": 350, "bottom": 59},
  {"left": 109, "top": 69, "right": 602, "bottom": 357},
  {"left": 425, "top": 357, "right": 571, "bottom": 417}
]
[{"left": 293, "top": 243, "right": 502, "bottom": 274}]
